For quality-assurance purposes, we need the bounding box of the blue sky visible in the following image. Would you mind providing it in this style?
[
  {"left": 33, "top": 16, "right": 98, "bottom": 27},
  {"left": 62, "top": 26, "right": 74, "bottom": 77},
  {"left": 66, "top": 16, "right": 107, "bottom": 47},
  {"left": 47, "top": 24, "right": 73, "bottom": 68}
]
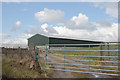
[
  {"left": 2, "top": 2, "right": 116, "bottom": 32},
  {"left": 1, "top": 2, "right": 118, "bottom": 44}
]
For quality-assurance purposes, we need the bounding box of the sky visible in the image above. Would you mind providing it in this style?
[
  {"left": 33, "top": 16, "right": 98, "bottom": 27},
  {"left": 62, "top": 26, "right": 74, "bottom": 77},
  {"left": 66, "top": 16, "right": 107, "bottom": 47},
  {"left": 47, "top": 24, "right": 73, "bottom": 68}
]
[{"left": 1, "top": 2, "right": 119, "bottom": 46}]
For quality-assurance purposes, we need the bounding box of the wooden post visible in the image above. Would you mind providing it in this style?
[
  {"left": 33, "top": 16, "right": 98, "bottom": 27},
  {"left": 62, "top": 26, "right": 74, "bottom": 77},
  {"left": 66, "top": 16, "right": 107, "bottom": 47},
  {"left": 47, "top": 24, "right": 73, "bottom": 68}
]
[
  {"left": 6, "top": 48, "right": 7, "bottom": 57},
  {"left": 29, "top": 44, "right": 35, "bottom": 69},
  {"left": 19, "top": 47, "right": 22, "bottom": 59},
  {"left": 34, "top": 47, "right": 41, "bottom": 73},
  {"left": 29, "top": 44, "right": 41, "bottom": 73},
  {"left": 2, "top": 47, "right": 4, "bottom": 54},
  {"left": 12, "top": 48, "right": 13, "bottom": 58}
]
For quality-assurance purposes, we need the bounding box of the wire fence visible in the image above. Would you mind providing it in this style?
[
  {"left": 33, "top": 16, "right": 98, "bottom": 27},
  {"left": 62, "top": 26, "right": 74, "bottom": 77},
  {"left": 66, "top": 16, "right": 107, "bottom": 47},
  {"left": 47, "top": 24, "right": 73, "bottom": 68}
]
[{"left": 1, "top": 44, "right": 28, "bottom": 48}]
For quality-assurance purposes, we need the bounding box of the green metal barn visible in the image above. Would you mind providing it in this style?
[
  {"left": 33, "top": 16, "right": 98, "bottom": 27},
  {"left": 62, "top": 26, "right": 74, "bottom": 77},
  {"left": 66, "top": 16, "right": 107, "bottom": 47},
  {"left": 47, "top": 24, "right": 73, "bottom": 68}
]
[{"left": 28, "top": 34, "right": 102, "bottom": 47}]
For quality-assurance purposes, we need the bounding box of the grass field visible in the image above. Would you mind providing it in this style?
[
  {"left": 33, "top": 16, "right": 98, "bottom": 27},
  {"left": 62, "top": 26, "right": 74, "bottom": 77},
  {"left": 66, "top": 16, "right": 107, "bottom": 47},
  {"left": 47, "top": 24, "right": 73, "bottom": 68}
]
[{"left": 50, "top": 45, "right": 118, "bottom": 61}]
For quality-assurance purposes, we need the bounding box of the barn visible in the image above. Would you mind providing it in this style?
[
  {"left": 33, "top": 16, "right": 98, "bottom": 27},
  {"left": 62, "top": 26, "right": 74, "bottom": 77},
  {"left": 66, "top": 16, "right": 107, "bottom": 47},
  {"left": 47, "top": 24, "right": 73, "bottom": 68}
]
[{"left": 28, "top": 34, "right": 102, "bottom": 47}]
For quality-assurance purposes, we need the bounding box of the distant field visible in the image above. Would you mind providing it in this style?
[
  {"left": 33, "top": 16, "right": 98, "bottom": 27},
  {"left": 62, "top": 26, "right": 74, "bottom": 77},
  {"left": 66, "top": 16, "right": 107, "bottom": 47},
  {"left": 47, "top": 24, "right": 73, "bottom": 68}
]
[{"left": 50, "top": 45, "right": 118, "bottom": 61}]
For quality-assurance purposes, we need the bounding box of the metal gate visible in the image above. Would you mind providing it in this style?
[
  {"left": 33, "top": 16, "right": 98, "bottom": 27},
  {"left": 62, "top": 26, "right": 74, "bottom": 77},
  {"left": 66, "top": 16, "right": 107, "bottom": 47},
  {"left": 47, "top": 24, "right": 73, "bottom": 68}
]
[{"left": 44, "top": 43, "right": 120, "bottom": 76}]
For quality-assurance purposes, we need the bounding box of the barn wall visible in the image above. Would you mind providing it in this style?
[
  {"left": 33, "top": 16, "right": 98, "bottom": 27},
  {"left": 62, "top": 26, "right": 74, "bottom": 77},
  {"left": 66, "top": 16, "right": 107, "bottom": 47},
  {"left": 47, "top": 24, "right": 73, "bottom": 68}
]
[
  {"left": 28, "top": 34, "right": 102, "bottom": 47},
  {"left": 49, "top": 37, "right": 102, "bottom": 47},
  {"left": 28, "top": 34, "right": 49, "bottom": 47}
]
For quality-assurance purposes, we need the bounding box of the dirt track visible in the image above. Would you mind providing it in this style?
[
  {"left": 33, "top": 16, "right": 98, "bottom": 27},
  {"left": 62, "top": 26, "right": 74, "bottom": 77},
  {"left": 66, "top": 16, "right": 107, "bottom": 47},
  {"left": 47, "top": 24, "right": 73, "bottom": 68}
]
[{"left": 39, "top": 54, "right": 114, "bottom": 78}]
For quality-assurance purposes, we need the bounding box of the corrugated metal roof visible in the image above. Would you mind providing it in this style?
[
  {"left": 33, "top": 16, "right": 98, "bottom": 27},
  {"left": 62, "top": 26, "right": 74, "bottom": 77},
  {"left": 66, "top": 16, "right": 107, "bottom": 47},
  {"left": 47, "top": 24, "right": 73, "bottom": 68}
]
[
  {"left": 30, "top": 34, "right": 104, "bottom": 42},
  {"left": 28, "top": 34, "right": 104, "bottom": 42},
  {"left": 49, "top": 35, "right": 101, "bottom": 42}
]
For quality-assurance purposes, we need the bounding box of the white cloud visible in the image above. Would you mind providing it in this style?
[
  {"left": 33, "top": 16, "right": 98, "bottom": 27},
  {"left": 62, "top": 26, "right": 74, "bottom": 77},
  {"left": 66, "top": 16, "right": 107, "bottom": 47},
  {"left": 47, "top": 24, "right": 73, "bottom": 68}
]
[
  {"left": 32, "top": 12, "right": 118, "bottom": 42},
  {"left": 2, "top": 23, "right": 58, "bottom": 46},
  {"left": 71, "top": 13, "right": 88, "bottom": 25},
  {"left": 93, "top": 23, "right": 118, "bottom": 41},
  {"left": 0, "top": 33, "right": 11, "bottom": 39},
  {"left": 26, "top": 26, "right": 45, "bottom": 35},
  {"left": 14, "top": 33, "right": 32, "bottom": 44},
  {"left": 35, "top": 8, "right": 65, "bottom": 23},
  {"left": 65, "top": 13, "right": 115, "bottom": 32},
  {"left": 42, "top": 24, "right": 58, "bottom": 34},
  {"left": 2, "top": 22, "right": 118, "bottom": 46},
  {"left": 65, "top": 13, "right": 97, "bottom": 31},
  {"left": 0, "top": 33, "right": 11, "bottom": 43},
  {"left": 2, "top": 33, "right": 32, "bottom": 47},
  {"left": 11, "top": 21, "right": 21, "bottom": 31},
  {"left": 52, "top": 12, "right": 117, "bottom": 42},
  {"left": 26, "top": 24, "right": 58, "bottom": 35},
  {"left": 95, "top": 20, "right": 112, "bottom": 27},
  {"left": 54, "top": 26, "right": 91, "bottom": 39},
  {"left": 94, "top": 2, "right": 118, "bottom": 18},
  {"left": 54, "top": 23, "right": 118, "bottom": 42}
]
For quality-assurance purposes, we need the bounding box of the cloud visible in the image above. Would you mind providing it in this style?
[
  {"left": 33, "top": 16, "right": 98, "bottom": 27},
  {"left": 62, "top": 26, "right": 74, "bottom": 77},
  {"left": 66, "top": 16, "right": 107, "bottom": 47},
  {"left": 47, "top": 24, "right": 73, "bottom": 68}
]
[
  {"left": 2, "top": 22, "right": 118, "bottom": 46},
  {"left": 0, "top": 33, "right": 11, "bottom": 43},
  {"left": 64, "top": 13, "right": 114, "bottom": 32},
  {"left": 94, "top": 2, "right": 118, "bottom": 18},
  {"left": 32, "top": 12, "right": 118, "bottom": 42},
  {"left": 0, "top": 33, "right": 11, "bottom": 39},
  {"left": 26, "top": 26, "right": 45, "bottom": 35},
  {"left": 2, "top": 24, "right": 58, "bottom": 46},
  {"left": 35, "top": 8, "right": 65, "bottom": 23},
  {"left": 52, "top": 12, "right": 117, "bottom": 42},
  {"left": 65, "top": 13, "right": 98, "bottom": 31},
  {"left": 11, "top": 21, "right": 21, "bottom": 31},
  {"left": 2, "top": 33, "right": 32, "bottom": 47},
  {"left": 71, "top": 13, "right": 88, "bottom": 24},
  {"left": 93, "top": 23, "right": 118, "bottom": 41},
  {"left": 41, "top": 24, "right": 58, "bottom": 34},
  {"left": 95, "top": 20, "right": 112, "bottom": 27},
  {"left": 54, "top": 23, "right": 118, "bottom": 42},
  {"left": 26, "top": 24, "right": 58, "bottom": 35}
]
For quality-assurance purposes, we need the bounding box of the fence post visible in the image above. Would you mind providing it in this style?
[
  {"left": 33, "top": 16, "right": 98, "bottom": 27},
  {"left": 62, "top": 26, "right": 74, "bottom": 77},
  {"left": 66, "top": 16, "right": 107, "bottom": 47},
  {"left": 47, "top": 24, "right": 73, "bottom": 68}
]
[
  {"left": 100, "top": 44, "right": 103, "bottom": 61},
  {"left": 12, "top": 48, "right": 13, "bottom": 58},
  {"left": 118, "top": 42, "right": 120, "bottom": 76},
  {"left": 115, "top": 44, "right": 117, "bottom": 62},
  {"left": 29, "top": 44, "right": 35, "bottom": 69},
  {"left": 19, "top": 47, "right": 22, "bottom": 59},
  {"left": 88, "top": 45, "right": 90, "bottom": 71},
  {"left": 107, "top": 43, "right": 110, "bottom": 60},
  {"left": 45, "top": 53, "right": 47, "bottom": 70},
  {"left": 34, "top": 46, "right": 42, "bottom": 73},
  {"left": 6, "top": 48, "right": 7, "bottom": 57},
  {"left": 45, "top": 44, "right": 48, "bottom": 69},
  {"left": 21, "top": 48, "right": 23, "bottom": 59},
  {"left": 64, "top": 45, "right": 66, "bottom": 70}
]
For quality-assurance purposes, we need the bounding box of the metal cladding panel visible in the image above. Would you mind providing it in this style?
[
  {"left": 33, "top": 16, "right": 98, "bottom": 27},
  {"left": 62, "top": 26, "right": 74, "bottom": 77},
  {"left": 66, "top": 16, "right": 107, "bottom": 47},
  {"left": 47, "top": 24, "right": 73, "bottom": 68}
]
[
  {"left": 28, "top": 34, "right": 49, "bottom": 46},
  {"left": 49, "top": 37, "right": 102, "bottom": 47},
  {"left": 28, "top": 34, "right": 102, "bottom": 47}
]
